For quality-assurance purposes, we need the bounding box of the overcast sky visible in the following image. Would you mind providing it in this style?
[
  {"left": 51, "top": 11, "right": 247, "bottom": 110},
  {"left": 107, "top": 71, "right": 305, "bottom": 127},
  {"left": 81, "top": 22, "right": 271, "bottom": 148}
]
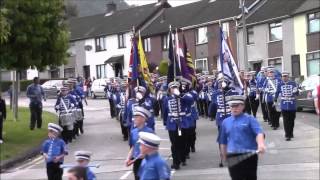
[{"left": 125, "top": 0, "right": 201, "bottom": 7}]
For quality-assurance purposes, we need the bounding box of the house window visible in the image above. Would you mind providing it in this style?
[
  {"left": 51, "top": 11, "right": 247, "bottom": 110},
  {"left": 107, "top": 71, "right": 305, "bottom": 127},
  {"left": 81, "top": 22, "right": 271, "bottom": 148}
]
[
  {"left": 195, "top": 58, "right": 208, "bottom": 72},
  {"left": 144, "top": 38, "right": 151, "bottom": 52},
  {"left": 247, "top": 27, "right": 254, "bottom": 44},
  {"left": 222, "top": 22, "right": 229, "bottom": 38},
  {"left": 95, "top": 36, "right": 106, "bottom": 52},
  {"left": 118, "top": 34, "right": 126, "bottom": 48},
  {"left": 269, "top": 22, "right": 282, "bottom": 41},
  {"left": 96, "top": 64, "right": 106, "bottom": 79},
  {"left": 162, "top": 34, "right": 169, "bottom": 50},
  {"left": 64, "top": 68, "right": 75, "bottom": 78},
  {"left": 196, "top": 27, "right": 208, "bottom": 44},
  {"left": 306, "top": 51, "right": 320, "bottom": 76},
  {"left": 308, "top": 12, "right": 320, "bottom": 33},
  {"left": 268, "top": 58, "right": 282, "bottom": 72}
]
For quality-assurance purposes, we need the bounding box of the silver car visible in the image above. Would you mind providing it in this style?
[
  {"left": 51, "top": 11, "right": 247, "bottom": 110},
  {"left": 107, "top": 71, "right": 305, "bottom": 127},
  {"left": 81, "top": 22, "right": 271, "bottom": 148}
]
[
  {"left": 296, "top": 75, "right": 320, "bottom": 111},
  {"left": 41, "top": 80, "right": 64, "bottom": 99}
]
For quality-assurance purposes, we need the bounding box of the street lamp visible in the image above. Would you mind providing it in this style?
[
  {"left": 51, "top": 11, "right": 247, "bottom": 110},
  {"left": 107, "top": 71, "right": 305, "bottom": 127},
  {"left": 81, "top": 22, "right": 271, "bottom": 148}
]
[{"left": 240, "top": 0, "right": 249, "bottom": 71}]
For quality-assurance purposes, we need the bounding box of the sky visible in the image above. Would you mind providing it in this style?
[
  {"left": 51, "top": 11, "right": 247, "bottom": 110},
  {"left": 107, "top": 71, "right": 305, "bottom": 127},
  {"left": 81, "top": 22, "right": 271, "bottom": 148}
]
[{"left": 125, "top": 0, "right": 201, "bottom": 7}]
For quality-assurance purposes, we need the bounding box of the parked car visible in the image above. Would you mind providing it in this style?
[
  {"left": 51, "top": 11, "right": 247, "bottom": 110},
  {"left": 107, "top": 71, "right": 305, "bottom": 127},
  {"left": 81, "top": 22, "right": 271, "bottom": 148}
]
[
  {"left": 41, "top": 80, "right": 64, "bottom": 99},
  {"left": 296, "top": 74, "right": 320, "bottom": 111},
  {"left": 91, "top": 78, "right": 108, "bottom": 98}
]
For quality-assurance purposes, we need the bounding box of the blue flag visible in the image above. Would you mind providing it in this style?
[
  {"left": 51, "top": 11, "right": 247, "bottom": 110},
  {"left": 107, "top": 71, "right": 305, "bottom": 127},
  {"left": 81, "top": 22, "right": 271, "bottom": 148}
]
[{"left": 218, "top": 27, "right": 243, "bottom": 93}]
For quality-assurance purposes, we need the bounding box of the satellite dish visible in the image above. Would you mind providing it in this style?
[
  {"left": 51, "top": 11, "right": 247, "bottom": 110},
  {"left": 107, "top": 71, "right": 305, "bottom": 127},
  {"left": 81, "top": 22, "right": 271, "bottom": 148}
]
[{"left": 84, "top": 45, "right": 92, "bottom": 51}]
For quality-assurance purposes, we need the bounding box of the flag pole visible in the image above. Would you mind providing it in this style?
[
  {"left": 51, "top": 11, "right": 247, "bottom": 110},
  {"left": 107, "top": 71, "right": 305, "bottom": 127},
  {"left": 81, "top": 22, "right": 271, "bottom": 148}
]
[{"left": 170, "top": 25, "right": 176, "bottom": 82}]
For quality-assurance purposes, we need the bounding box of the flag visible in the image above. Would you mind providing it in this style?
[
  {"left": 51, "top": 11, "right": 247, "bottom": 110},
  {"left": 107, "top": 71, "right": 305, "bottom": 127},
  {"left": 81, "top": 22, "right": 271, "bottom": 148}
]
[
  {"left": 128, "top": 39, "right": 134, "bottom": 79},
  {"left": 167, "top": 29, "right": 181, "bottom": 84},
  {"left": 138, "top": 34, "right": 154, "bottom": 93},
  {"left": 175, "top": 31, "right": 191, "bottom": 84},
  {"left": 182, "top": 34, "right": 197, "bottom": 87},
  {"left": 218, "top": 27, "right": 243, "bottom": 93},
  {"left": 131, "top": 38, "right": 139, "bottom": 82}
]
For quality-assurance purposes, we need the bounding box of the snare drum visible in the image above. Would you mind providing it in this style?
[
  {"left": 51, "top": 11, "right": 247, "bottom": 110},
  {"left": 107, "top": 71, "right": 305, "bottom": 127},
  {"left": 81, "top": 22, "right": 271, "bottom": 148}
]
[
  {"left": 59, "top": 113, "right": 75, "bottom": 126},
  {"left": 73, "top": 109, "right": 83, "bottom": 121}
]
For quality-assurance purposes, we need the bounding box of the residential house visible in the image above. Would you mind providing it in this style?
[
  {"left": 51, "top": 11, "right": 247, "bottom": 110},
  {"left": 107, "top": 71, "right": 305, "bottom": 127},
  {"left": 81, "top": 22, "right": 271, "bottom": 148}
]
[
  {"left": 237, "top": 0, "right": 320, "bottom": 79},
  {"left": 140, "top": 0, "right": 257, "bottom": 74},
  {"left": 67, "top": 1, "right": 170, "bottom": 80}
]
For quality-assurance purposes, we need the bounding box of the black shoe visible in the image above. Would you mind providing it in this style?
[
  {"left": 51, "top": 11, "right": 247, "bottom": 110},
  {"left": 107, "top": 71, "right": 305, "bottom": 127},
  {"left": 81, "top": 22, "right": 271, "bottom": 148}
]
[
  {"left": 191, "top": 147, "right": 196, "bottom": 153},
  {"left": 286, "top": 137, "right": 291, "bottom": 141},
  {"left": 272, "top": 127, "right": 277, "bottom": 130},
  {"left": 186, "top": 155, "right": 190, "bottom": 159},
  {"left": 219, "top": 162, "right": 224, "bottom": 167},
  {"left": 182, "top": 161, "right": 187, "bottom": 166},
  {"left": 123, "top": 137, "right": 128, "bottom": 141},
  {"left": 171, "top": 164, "right": 180, "bottom": 170},
  {"left": 264, "top": 119, "right": 268, "bottom": 122},
  {"left": 290, "top": 135, "right": 294, "bottom": 138}
]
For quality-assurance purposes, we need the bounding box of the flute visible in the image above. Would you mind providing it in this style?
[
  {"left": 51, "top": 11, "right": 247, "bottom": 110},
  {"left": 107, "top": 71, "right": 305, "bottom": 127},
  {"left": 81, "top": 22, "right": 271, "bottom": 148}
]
[{"left": 60, "top": 164, "right": 100, "bottom": 168}]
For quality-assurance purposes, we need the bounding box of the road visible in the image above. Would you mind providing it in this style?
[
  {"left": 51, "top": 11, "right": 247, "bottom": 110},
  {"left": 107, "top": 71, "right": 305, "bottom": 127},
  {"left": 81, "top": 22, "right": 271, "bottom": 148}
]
[{"left": 1, "top": 97, "right": 319, "bottom": 180}]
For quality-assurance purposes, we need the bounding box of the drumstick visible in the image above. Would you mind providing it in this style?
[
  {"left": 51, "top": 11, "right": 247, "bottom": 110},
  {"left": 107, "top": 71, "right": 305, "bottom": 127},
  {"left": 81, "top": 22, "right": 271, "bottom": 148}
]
[
  {"left": 127, "top": 154, "right": 144, "bottom": 166},
  {"left": 60, "top": 164, "right": 100, "bottom": 168}
]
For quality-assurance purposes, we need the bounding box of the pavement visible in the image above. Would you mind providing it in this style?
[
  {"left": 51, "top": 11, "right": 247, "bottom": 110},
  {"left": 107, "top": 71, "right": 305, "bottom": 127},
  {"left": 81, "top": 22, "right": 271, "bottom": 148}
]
[{"left": 0, "top": 97, "right": 319, "bottom": 180}]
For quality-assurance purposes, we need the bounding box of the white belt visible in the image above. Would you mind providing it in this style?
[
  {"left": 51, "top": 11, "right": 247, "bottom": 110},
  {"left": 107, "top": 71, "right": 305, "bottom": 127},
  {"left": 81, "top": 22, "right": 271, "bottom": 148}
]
[
  {"left": 217, "top": 109, "right": 231, "bottom": 113},
  {"left": 169, "top": 112, "right": 187, "bottom": 116},
  {"left": 281, "top": 97, "right": 295, "bottom": 101}
]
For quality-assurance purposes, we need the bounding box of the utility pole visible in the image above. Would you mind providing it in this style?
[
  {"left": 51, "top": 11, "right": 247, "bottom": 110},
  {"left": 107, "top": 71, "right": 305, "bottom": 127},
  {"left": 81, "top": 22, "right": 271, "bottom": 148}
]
[{"left": 240, "top": 0, "right": 249, "bottom": 71}]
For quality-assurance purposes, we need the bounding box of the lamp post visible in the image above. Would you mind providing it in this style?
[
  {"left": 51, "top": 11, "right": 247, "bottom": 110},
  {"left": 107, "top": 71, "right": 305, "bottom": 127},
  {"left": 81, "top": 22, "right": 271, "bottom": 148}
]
[{"left": 240, "top": 0, "right": 249, "bottom": 71}]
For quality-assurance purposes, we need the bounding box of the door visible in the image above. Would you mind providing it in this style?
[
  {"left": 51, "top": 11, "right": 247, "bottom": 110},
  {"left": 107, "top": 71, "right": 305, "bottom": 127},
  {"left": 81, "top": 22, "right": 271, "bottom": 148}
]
[
  {"left": 83, "top": 65, "right": 90, "bottom": 79},
  {"left": 253, "top": 62, "right": 261, "bottom": 73},
  {"left": 291, "top": 55, "right": 301, "bottom": 79}
]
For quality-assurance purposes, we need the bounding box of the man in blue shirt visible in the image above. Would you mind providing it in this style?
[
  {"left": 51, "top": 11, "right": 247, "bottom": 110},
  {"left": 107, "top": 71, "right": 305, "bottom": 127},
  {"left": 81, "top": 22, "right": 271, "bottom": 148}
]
[
  {"left": 126, "top": 106, "right": 154, "bottom": 180},
  {"left": 275, "top": 72, "right": 299, "bottom": 141},
  {"left": 74, "top": 150, "right": 96, "bottom": 180},
  {"left": 26, "top": 77, "right": 46, "bottom": 130},
  {"left": 41, "top": 123, "right": 68, "bottom": 180},
  {"left": 220, "top": 95, "right": 266, "bottom": 180},
  {"left": 138, "top": 132, "right": 171, "bottom": 180}
]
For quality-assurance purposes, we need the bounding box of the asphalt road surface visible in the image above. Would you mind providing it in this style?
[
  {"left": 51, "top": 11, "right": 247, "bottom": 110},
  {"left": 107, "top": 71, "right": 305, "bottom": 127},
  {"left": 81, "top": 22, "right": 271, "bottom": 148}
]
[{"left": 1, "top": 98, "right": 319, "bottom": 180}]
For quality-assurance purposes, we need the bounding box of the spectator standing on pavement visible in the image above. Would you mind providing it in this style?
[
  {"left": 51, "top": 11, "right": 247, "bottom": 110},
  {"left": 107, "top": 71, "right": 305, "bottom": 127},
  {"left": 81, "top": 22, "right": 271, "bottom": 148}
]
[
  {"left": 313, "top": 84, "right": 320, "bottom": 116},
  {"left": 26, "top": 77, "right": 46, "bottom": 130},
  {"left": 220, "top": 95, "right": 266, "bottom": 180},
  {"left": 0, "top": 95, "right": 6, "bottom": 144},
  {"left": 138, "top": 132, "right": 171, "bottom": 180},
  {"left": 41, "top": 123, "right": 68, "bottom": 180}
]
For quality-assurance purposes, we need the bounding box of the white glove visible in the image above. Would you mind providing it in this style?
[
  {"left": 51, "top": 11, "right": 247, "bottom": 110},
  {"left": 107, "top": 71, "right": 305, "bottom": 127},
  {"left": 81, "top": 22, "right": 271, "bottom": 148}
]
[
  {"left": 255, "top": 94, "right": 260, "bottom": 100},
  {"left": 55, "top": 105, "right": 59, "bottom": 109},
  {"left": 292, "top": 87, "right": 298, "bottom": 93}
]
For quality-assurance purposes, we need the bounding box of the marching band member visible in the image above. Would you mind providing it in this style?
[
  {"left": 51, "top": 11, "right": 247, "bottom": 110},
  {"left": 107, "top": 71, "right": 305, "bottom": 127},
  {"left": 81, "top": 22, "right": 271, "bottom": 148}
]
[
  {"left": 275, "top": 72, "right": 299, "bottom": 141},
  {"left": 257, "top": 67, "right": 269, "bottom": 122},
  {"left": 162, "top": 81, "right": 194, "bottom": 170},
  {"left": 125, "top": 106, "right": 154, "bottom": 180},
  {"left": 74, "top": 150, "right": 96, "bottom": 180},
  {"left": 263, "top": 67, "right": 282, "bottom": 130},
  {"left": 41, "top": 123, "right": 68, "bottom": 180},
  {"left": 55, "top": 86, "right": 77, "bottom": 144},
  {"left": 245, "top": 71, "right": 260, "bottom": 118},
  {"left": 137, "top": 132, "right": 171, "bottom": 180},
  {"left": 210, "top": 73, "right": 239, "bottom": 167},
  {"left": 115, "top": 82, "right": 129, "bottom": 141}
]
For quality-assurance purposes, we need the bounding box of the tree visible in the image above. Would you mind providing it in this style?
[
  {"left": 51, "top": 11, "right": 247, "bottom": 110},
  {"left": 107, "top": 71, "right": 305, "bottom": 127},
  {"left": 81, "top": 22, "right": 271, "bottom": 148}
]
[
  {"left": 65, "top": 1, "right": 78, "bottom": 19},
  {"left": 158, "top": 59, "right": 169, "bottom": 76},
  {"left": 0, "top": 0, "right": 69, "bottom": 119}
]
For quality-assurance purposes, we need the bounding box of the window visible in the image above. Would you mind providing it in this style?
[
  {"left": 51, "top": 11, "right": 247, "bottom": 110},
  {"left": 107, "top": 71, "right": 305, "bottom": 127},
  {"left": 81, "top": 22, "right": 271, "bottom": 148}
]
[
  {"left": 222, "top": 22, "right": 229, "bottom": 39},
  {"left": 96, "top": 64, "right": 106, "bottom": 79},
  {"left": 162, "top": 34, "right": 169, "bottom": 50},
  {"left": 95, "top": 36, "right": 106, "bottom": 52},
  {"left": 64, "top": 68, "right": 75, "bottom": 78},
  {"left": 144, "top": 38, "right": 151, "bottom": 52},
  {"left": 268, "top": 58, "right": 282, "bottom": 72},
  {"left": 118, "top": 34, "right": 126, "bottom": 48},
  {"left": 269, "top": 22, "right": 282, "bottom": 41},
  {"left": 196, "top": 27, "right": 208, "bottom": 44},
  {"left": 306, "top": 51, "right": 320, "bottom": 76},
  {"left": 247, "top": 27, "right": 254, "bottom": 44},
  {"left": 195, "top": 58, "right": 208, "bottom": 72},
  {"left": 308, "top": 12, "right": 320, "bottom": 33}
]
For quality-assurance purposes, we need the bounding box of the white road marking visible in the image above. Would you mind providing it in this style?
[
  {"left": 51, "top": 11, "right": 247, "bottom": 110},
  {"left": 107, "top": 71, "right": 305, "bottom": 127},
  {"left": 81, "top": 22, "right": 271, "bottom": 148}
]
[{"left": 119, "top": 171, "right": 132, "bottom": 180}]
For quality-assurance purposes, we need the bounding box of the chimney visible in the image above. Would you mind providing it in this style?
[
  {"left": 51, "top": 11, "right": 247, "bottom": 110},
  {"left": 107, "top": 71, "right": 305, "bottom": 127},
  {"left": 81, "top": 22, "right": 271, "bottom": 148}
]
[{"left": 105, "top": 1, "right": 116, "bottom": 16}]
